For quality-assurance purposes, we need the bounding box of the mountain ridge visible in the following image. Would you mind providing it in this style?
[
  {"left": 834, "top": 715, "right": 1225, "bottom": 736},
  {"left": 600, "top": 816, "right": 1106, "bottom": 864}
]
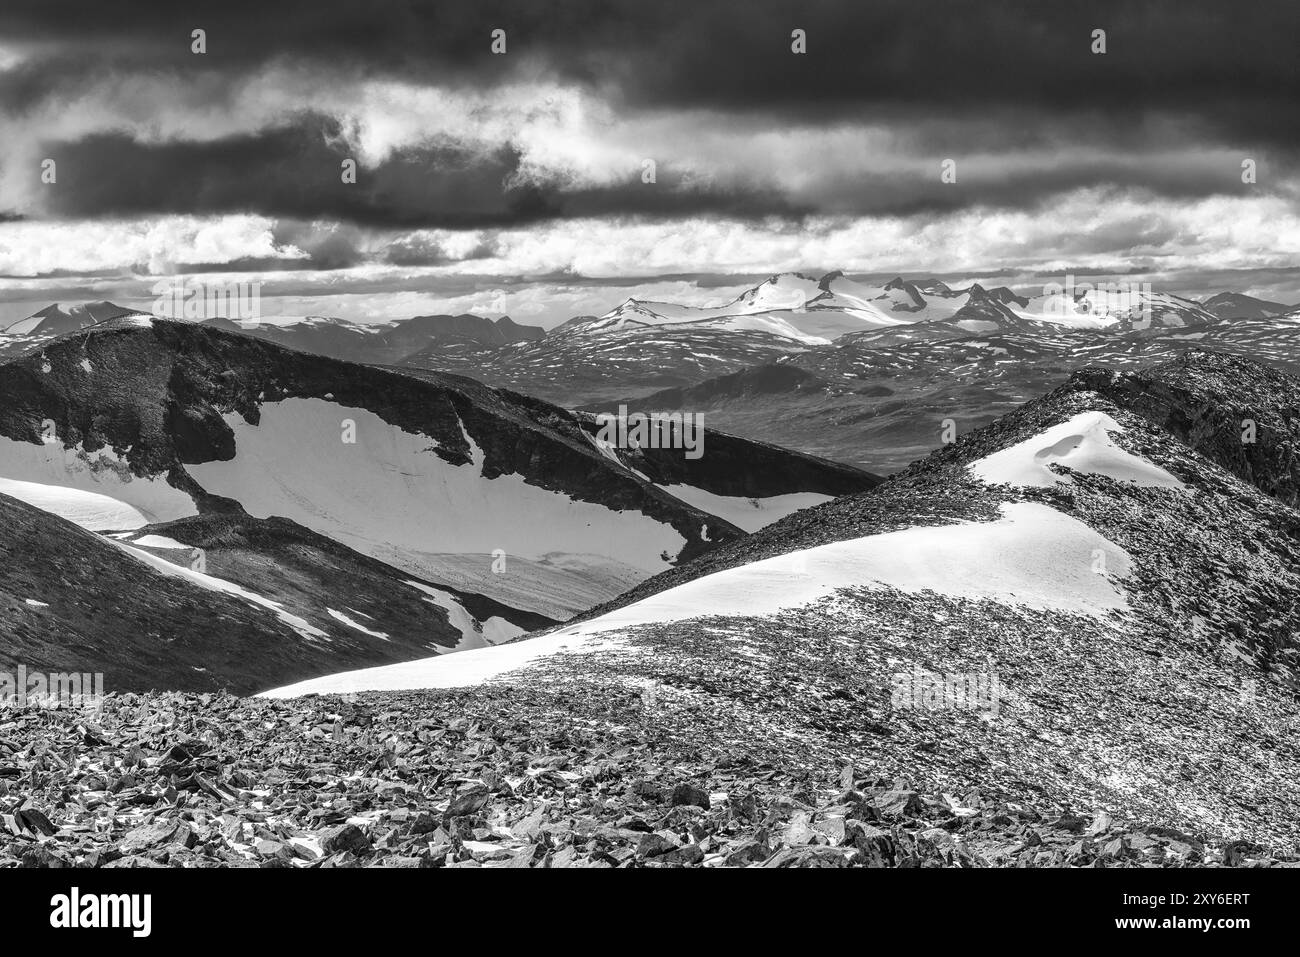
[{"left": 264, "top": 348, "right": 1300, "bottom": 850}]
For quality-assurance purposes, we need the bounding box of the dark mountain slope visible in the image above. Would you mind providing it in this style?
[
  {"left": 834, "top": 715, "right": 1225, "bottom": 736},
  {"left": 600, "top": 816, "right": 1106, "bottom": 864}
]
[
  {"left": 400, "top": 313, "right": 545, "bottom": 346},
  {"left": 571, "top": 410, "right": 880, "bottom": 499},
  {"left": 0, "top": 493, "right": 484, "bottom": 695},
  {"left": 399, "top": 323, "right": 808, "bottom": 408},
  {"left": 596, "top": 363, "right": 830, "bottom": 408},
  {"left": 1202, "top": 291, "right": 1291, "bottom": 320},
  {"left": 0, "top": 302, "right": 547, "bottom": 368},
  {"left": 127, "top": 512, "right": 556, "bottom": 661}
]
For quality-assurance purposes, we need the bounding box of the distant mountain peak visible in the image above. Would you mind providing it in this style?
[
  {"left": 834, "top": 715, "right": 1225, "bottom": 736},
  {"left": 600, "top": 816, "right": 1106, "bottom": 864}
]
[
  {"left": 1200, "top": 291, "right": 1292, "bottom": 320},
  {"left": 965, "top": 283, "right": 1031, "bottom": 308},
  {"left": 1, "top": 300, "right": 144, "bottom": 337}
]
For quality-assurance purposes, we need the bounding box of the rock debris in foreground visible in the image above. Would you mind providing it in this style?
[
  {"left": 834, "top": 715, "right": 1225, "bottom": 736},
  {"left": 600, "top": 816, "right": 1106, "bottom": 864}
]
[{"left": 1, "top": 691, "right": 1292, "bottom": 869}]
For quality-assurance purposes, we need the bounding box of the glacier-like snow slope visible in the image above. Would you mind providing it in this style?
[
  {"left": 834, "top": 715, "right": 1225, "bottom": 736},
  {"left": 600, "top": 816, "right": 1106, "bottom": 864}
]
[
  {"left": 187, "top": 398, "right": 688, "bottom": 591},
  {"left": 694, "top": 312, "right": 831, "bottom": 345},
  {"left": 1067, "top": 289, "right": 1217, "bottom": 327},
  {"left": 262, "top": 500, "right": 1133, "bottom": 697},
  {"left": 595, "top": 275, "right": 828, "bottom": 327}
]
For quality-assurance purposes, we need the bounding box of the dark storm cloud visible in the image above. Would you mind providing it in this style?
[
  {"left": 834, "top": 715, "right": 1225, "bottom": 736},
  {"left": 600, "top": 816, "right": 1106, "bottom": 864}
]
[
  {"left": 269, "top": 222, "right": 367, "bottom": 270},
  {"left": 37, "top": 120, "right": 538, "bottom": 227},
  {"left": 383, "top": 234, "right": 500, "bottom": 267},
  {"left": 2, "top": 0, "right": 1297, "bottom": 229},
  {"left": 2, "top": 0, "right": 1295, "bottom": 129},
  {"left": 34, "top": 116, "right": 806, "bottom": 229},
  {"left": 24, "top": 107, "right": 1264, "bottom": 228}
]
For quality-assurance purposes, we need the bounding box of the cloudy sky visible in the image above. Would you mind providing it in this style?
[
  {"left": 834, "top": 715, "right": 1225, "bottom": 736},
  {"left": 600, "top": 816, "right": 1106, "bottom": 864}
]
[{"left": 1, "top": 0, "right": 1298, "bottom": 326}]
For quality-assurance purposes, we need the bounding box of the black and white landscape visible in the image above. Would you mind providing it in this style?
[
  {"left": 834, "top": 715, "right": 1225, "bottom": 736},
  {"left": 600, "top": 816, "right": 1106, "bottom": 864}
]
[{"left": 2, "top": 0, "right": 1300, "bottom": 889}]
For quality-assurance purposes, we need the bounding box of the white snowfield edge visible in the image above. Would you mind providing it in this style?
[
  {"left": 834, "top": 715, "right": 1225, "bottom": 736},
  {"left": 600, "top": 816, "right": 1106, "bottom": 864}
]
[
  {"left": 0, "top": 436, "right": 197, "bottom": 529},
  {"left": 969, "top": 410, "right": 1188, "bottom": 492},
  {"left": 656, "top": 484, "right": 832, "bottom": 534},
  {"left": 260, "top": 500, "right": 1134, "bottom": 698},
  {"left": 0, "top": 475, "right": 153, "bottom": 532}
]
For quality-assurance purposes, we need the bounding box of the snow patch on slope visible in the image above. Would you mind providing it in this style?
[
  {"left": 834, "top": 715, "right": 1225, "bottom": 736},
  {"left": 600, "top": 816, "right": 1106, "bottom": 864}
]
[
  {"left": 0, "top": 477, "right": 152, "bottom": 531},
  {"left": 131, "top": 534, "right": 191, "bottom": 549},
  {"left": 658, "top": 484, "right": 830, "bottom": 533},
  {"left": 113, "top": 540, "right": 327, "bottom": 640},
  {"left": 0, "top": 436, "right": 197, "bottom": 527},
  {"left": 698, "top": 313, "right": 830, "bottom": 345},
  {"left": 969, "top": 411, "right": 1187, "bottom": 491},
  {"left": 262, "top": 628, "right": 622, "bottom": 698},
  {"left": 404, "top": 580, "right": 525, "bottom": 651},
  {"left": 327, "top": 608, "right": 390, "bottom": 640},
  {"left": 263, "top": 501, "right": 1132, "bottom": 696}
]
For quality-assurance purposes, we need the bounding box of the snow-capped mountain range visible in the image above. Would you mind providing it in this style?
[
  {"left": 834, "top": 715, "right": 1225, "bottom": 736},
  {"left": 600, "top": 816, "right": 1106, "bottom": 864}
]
[
  {"left": 556, "top": 271, "right": 1230, "bottom": 345},
  {"left": 3, "top": 277, "right": 1297, "bottom": 475},
  {"left": 3, "top": 276, "right": 1296, "bottom": 476},
  {"left": 0, "top": 271, "right": 1272, "bottom": 365},
  {"left": 398, "top": 273, "right": 1294, "bottom": 404}
]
